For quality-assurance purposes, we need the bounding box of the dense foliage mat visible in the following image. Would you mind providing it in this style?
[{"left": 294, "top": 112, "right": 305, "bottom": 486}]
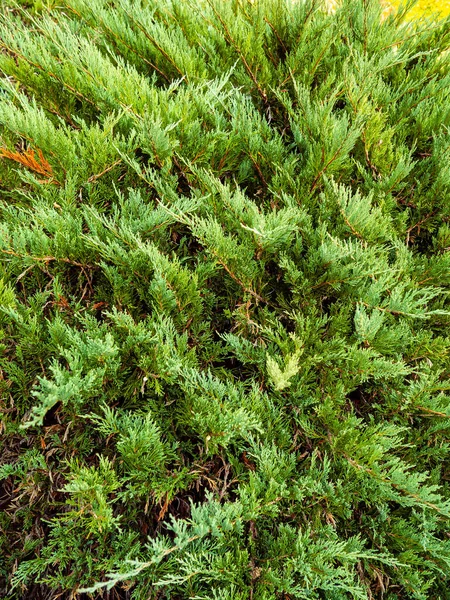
[{"left": 1, "top": 0, "right": 450, "bottom": 598}]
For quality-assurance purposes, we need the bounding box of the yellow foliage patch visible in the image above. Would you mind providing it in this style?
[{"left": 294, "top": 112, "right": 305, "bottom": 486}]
[{"left": 391, "top": 0, "right": 450, "bottom": 18}]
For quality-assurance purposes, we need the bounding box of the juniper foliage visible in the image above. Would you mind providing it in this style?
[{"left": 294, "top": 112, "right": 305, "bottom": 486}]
[{"left": 1, "top": 0, "right": 450, "bottom": 598}]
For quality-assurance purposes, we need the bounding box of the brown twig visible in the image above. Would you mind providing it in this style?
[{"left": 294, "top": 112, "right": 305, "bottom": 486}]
[{"left": 87, "top": 159, "right": 123, "bottom": 183}]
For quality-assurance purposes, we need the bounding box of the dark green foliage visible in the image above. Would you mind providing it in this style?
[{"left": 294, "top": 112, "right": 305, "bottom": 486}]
[{"left": 1, "top": 0, "right": 450, "bottom": 597}]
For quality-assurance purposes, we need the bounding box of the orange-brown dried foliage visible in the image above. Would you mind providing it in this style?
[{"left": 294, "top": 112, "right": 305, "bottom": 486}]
[{"left": 0, "top": 146, "right": 59, "bottom": 185}]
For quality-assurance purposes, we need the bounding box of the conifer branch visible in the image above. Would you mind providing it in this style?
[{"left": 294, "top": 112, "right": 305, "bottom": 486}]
[{"left": 206, "top": 0, "right": 268, "bottom": 104}]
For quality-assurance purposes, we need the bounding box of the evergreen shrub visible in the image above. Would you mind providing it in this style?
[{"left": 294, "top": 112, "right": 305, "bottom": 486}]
[{"left": 1, "top": 0, "right": 450, "bottom": 598}]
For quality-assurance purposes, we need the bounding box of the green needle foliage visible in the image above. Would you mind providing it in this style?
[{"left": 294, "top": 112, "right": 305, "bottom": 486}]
[{"left": 1, "top": 0, "right": 450, "bottom": 598}]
